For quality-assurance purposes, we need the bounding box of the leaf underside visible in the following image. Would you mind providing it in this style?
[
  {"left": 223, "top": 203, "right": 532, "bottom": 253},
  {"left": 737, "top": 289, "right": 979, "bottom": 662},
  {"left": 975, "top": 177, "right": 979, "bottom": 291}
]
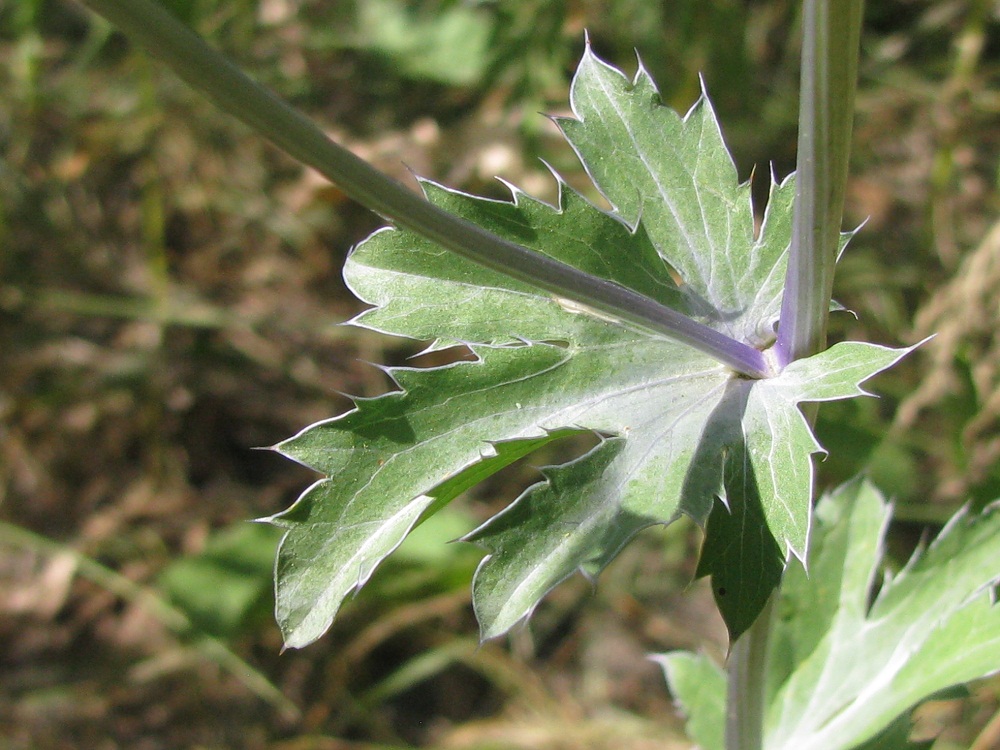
[
  {"left": 268, "top": 44, "right": 911, "bottom": 649},
  {"left": 661, "top": 479, "right": 1000, "bottom": 750}
]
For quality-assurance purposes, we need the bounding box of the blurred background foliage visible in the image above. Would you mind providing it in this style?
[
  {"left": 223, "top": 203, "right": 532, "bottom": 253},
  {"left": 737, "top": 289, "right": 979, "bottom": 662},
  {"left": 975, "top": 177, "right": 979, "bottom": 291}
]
[{"left": 1, "top": 0, "right": 999, "bottom": 748}]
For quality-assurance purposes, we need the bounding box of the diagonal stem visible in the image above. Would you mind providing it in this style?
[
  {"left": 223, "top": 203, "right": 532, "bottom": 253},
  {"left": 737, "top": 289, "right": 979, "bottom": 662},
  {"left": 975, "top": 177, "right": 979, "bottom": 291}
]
[{"left": 76, "top": 0, "right": 771, "bottom": 379}]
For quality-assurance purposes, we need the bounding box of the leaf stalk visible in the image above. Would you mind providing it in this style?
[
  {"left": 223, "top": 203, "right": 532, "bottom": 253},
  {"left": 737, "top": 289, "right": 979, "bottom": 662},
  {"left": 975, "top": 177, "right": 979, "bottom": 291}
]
[{"left": 77, "top": 0, "right": 771, "bottom": 379}]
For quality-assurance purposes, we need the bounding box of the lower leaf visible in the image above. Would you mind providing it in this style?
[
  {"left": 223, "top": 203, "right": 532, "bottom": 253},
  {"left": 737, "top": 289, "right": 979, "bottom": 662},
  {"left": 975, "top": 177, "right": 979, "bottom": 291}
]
[{"left": 660, "top": 478, "right": 1000, "bottom": 750}]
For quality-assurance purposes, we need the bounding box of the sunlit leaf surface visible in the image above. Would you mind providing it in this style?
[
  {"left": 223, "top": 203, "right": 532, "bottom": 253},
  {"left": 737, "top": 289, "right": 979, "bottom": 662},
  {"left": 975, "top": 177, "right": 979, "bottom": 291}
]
[
  {"left": 269, "top": 46, "right": 908, "bottom": 649},
  {"left": 661, "top": 479, "right": 1000, "bottom": 750}
]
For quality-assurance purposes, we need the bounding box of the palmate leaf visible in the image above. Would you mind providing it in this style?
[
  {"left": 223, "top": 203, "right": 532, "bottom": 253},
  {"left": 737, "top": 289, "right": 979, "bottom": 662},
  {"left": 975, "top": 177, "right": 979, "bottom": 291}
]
[
  {"left": 268, "top": 45, "right": 909, "bottom": 649},
  {"left": 660, "top": 480, "right": 1000, "bottom": 750},
  {"left": 766, "top": 481, "right": 1000, "bottom": 750}
]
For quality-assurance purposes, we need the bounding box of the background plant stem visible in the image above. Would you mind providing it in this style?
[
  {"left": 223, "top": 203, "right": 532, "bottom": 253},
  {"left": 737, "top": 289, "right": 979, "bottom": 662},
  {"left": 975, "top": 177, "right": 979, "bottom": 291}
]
[
  {"left": 76, "top": 0, "right": 770, "bottom": 379},
  {"left": 726, "top": 1, "right": 864, "bottom": 748},
  {"left": 0, "top": 521, "right": 300, "bottom": 722}
]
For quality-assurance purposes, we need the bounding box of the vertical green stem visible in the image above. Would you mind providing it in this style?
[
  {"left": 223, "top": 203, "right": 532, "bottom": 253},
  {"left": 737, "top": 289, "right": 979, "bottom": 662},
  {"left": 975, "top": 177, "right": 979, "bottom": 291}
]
[
  {"left": 725, "top": 593, "right": 775, "bottom": 750},
  {"left": 726, "top": 2, "right": 864, "bottom": 748},
  {"left": 774, "top": 0, "right": 864, "bottom": 368}
]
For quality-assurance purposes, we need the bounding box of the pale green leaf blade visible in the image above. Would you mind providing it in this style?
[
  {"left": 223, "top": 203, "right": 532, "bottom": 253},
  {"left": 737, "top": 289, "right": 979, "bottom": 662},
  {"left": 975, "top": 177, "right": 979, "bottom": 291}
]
[
  {"left": 464, "top": 355, "right": 741, "bottom": 638},
  {"left": 744, "top": 340, "right": 919, "bottom": 559},
  {"left": 465, "top": 437, "right": 655, "bottom": 639},
  {"left": 347, "top": 179, "right": 684, "bottom": 348},
  {"left": 269, "top": 345, "right": 581, "bottom": 648},
  {"left": 767, "top": 478, "right": 889, "bottom": 694},
  {"left": 691, "top": 342, "right": 912, "bottom": 639},
  {"left": 269, "top": 47, "right": 914, "bottom": 649},
  {"left": 765, "top": 482, "right": 1000, "bottom": 750},
  {"left": 558, "top": 45, "right": 790, "bottom": 348},
  {"left": 273, "top": 160, "right": 736, "bottom": 647},
  {"left": 272, "top": 334, "right": 732, "bottom": 647}
]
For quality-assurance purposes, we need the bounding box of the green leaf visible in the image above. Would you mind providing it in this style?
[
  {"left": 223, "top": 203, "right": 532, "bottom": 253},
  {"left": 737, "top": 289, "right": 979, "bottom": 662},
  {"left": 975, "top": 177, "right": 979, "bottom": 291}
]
[
  {"left": 765, "top": 479, "right": 1000, "bottom": 750},
  {"left": 270, "top": 47, "right": 912, "bottom": 648},
  {"left": 352, "top": 0, "right": 494, "bottom": 87},
  {"left": 558, "top": 46, "right": 793, "bottom": 350},
  {"left": 159, "top": 523, "right": 281, "bottom": 638},
  {"left": 655, "top": 651, "right": 726, "bottom": 750},
  {"left": 661, "top": 479, "right": 1000, "bottom": 749}
]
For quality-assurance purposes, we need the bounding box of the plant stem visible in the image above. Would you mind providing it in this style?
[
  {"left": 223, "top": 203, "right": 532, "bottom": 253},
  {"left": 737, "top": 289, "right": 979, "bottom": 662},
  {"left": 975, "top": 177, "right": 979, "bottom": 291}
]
[
  {"left": 725, "top": 1, "right": 864, "bottom": 748},
  {"left": 725, "top": 593, "right": 776, "bottom": 750},
  {"left": 76, "top": 0, "right": 771, "bottom": 379},
  {"left": 773, "top": 0, "right": 864, "bottom": 369}
]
